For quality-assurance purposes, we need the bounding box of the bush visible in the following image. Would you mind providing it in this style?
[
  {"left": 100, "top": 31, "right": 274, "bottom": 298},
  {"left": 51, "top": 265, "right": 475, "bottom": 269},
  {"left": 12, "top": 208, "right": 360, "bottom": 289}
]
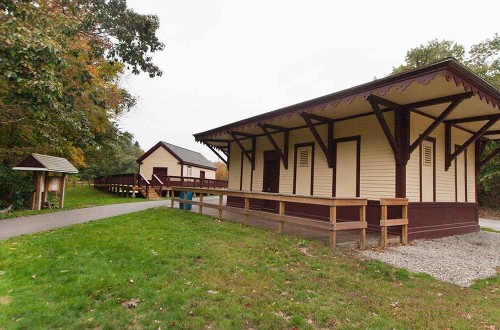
[{"left": 0, "top": 165, "right": 34, "bottom": 210}]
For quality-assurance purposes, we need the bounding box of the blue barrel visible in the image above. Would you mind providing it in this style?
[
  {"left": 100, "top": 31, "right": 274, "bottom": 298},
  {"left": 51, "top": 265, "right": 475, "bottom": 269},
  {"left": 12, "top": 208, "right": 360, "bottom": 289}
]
[{"left": 179, "top": 191, "right": 193, "bottom": 210}]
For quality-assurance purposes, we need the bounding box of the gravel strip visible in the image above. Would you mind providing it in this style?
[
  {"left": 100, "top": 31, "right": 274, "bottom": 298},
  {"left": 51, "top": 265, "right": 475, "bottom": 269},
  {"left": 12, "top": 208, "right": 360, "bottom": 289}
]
[{"left": 362, "top": 232, "right": 500, "bottom": 287}]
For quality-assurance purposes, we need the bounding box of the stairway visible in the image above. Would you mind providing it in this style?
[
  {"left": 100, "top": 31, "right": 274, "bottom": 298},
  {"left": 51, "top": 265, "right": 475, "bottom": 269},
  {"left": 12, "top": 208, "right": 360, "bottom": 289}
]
[{"left": 137, "top": 186, "right": 161, "bottom": 199}]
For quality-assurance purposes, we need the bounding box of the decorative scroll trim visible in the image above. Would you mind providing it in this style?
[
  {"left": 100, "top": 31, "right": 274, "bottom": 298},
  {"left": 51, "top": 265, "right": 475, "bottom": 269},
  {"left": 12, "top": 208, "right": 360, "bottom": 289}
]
[{"left": 205, "top": 70, "right": 500, "bottom": 138}]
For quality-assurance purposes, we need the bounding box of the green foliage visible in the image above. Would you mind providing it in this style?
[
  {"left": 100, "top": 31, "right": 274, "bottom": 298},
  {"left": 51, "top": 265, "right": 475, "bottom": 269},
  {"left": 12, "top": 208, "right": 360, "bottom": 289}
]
[
  {"left": 0, "top": 0, "right": 163, "bottom": 209},
  {"left": 392, "top": 39, "right": 465, "bottom": 74},
  {"left": 393, "top": 36, "right": 500, "bottom": 207},
  {"left": 80, "top": 131, "right": 144, "bottom": 180},
  {"left": 0, "top": 166, "right": 33, "bottom": 210}
]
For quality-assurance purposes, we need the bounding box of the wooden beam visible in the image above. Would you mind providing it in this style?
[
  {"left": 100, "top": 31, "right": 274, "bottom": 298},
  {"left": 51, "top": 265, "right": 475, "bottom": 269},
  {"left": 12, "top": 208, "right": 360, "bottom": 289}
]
[
  {"left": 302, "top": 113, "right": 333, "bottom": 123},
  {"left": 484, "top": 130, "right": 500, "bottom": 136},
  {"left": 479, "top": 144, "right": 500, "bottom": 168},
  {"left": 260, "top": 123, "right": 288, "bottom": 132},
  {"left": 445, "top": 113, "right": 500, "bottom": 125},
  {"left": 301, "top": 113, "right": 334, "bottom": 168},
  {"left": 206, "top": 143, "right": 227, "bottom": 165},
  {"left": 230, "top": 132, "right": 255, "bottom": 170},
  {"left": 367, "top": 96, "right": 400, "bottom": 160},
  {"left": 231, "top": 131, "right": 256, "bottom": 138},
  {"left": 258, "top": 123, "right": 289, "bottom": 169},
  {"left": 446, "top": 118, "right": 499, "bottom": 170},
  {"left": 409, "top": 97, "right": 466, "bottom": 154},
  {"left": 401, "top": 92, "right": 473, "bottom": 109}
]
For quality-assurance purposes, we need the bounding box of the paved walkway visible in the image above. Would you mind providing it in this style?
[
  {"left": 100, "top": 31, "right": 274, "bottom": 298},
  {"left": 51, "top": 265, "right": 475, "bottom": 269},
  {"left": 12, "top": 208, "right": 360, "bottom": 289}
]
[
  {"left": 0, "top": 200, "right": 167, "bottom": 241},
  {"left": 479, "top": 218, "right": 500, "bottom": 231}
]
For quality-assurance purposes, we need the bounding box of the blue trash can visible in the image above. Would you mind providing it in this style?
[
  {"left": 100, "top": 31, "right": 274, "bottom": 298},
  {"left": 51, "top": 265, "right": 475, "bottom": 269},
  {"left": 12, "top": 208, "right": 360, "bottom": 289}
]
[{"left": 179, "top": 191, "right": 193, "bottom": 210}]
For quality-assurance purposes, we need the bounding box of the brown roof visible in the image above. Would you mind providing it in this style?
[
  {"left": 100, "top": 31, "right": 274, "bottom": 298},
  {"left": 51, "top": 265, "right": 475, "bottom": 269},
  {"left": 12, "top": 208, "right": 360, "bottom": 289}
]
[
  {"left": 13, "top": 154, "right": 78, "bottom": 174},
  {"left": 137, "top": 141, "right": 217, "bottom": 170},
  {"left": 194, "top": 58, "right": 500, "bottom": 140}
]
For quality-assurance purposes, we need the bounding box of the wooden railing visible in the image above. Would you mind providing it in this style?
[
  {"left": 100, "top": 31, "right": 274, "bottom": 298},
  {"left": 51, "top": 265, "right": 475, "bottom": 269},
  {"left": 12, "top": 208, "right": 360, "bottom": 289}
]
[
  {"left": 155, "top": 175, "right": 228, "bottom": 189},
  {"left": 380, "top": 198, "right": 408, "bottom": 247},
  {"left": 170, "top": 187, "right": 368, "bottom": 249}
]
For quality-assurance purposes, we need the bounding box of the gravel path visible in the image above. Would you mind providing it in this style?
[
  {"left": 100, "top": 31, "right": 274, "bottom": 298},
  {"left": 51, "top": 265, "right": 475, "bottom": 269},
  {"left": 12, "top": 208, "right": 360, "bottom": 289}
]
[{"left": 362, "top": 232, "right": 500, "bottom": 287}]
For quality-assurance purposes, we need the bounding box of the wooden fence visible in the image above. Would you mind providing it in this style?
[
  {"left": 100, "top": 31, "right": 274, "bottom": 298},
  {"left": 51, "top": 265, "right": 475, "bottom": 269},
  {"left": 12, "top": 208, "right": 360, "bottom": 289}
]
[
  {"left": 170, "top": 187, "right": 368, "bottom": 249},
  {"left": 379, "top": 198, "right": 409, "bottom": 247}
]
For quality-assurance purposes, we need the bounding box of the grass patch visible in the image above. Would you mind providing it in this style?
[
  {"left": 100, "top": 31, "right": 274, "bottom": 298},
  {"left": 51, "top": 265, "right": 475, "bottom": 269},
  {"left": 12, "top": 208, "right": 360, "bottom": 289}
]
[
  {"left": 0, "top": 185, "right": 155, "bottom": 220},
  {"left": 0, "top": 208, "right": 499, "bottom": 329},
  {"left": 481, "top": 227, "right": 500, "bottom": 234}
]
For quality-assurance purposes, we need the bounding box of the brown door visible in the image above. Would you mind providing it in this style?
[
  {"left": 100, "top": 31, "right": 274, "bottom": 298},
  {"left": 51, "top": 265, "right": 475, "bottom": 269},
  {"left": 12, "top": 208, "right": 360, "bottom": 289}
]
[
  {"left": 153, "top": 167, "right": 168, "bottom": 178},
  {"left": 200, "top": 170, "right": 205, "bottom": 187},
  {"left": 262, "top": 151, "right": 281, "bottom": 211}
]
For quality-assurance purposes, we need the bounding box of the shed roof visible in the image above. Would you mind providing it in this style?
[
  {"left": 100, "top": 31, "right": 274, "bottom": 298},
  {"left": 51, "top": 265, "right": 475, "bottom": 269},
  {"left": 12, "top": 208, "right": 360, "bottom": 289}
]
[
  {"left": 13, "top": 153, "right": 79, "bottom": 174},
  {"left": 137, "top": 141, "right": 217, "bottom": 170}
]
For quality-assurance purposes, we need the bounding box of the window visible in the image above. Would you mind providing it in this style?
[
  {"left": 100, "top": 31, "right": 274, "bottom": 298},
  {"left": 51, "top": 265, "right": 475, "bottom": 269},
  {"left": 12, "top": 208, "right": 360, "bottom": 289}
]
[
  {"left": 187, "top": 166, "right": 192, "bottom": 177},
  {"left": 299, "top": 149, "right": 310, "bottom": 167},
  {"left": 423, "top": 145, "right": 432, "bottom": 167}
]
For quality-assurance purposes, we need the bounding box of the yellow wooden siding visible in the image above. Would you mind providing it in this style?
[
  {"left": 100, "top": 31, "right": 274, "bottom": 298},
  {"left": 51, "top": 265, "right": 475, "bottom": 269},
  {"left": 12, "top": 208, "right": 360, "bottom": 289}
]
[
  {"left": 226, "top": 111, "right": 476, "bottom": 202},
  {"left": 335, "top": 113, "right": 395, "bottom": 199},
  {"left": 140, "top": 147, "right": 181, "bottom": 179},
  {"left": 228, "top": 143, "right": 241, "bottom": 190},
  {"left": 467, "top": 146, "right": 476, "bottom": 202},
  {"left": 407, "top": 112, "right": 476, "bottom": 202}
]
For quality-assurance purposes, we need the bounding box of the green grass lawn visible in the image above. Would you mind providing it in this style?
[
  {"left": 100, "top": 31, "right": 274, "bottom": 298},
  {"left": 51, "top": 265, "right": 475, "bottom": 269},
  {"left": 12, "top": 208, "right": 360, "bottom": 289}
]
[
  {"left": 0, "top": 208, "right": 499, "bottom": 329},
  {"left": 0, "top": 185, "right": 152, "bottom": 220},
  {"left": 481, "top": 227, "right": 500, "bottom": 234}
]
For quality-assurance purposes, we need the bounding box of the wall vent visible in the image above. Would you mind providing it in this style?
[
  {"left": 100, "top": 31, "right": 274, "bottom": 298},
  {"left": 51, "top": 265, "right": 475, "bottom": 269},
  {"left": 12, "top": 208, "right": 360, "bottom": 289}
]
[
  {"left": 423, "top": 145, "right": 432, "bottom": 167},
  {"left": 299, "top": 149, "right": 310, "bottom": 167}
]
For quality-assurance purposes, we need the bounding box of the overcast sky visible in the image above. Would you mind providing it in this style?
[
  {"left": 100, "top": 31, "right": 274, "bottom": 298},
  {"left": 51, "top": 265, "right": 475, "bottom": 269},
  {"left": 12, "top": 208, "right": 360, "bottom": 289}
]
[{"left": 120, "top": 0, "right": 499, "bottom": 161}]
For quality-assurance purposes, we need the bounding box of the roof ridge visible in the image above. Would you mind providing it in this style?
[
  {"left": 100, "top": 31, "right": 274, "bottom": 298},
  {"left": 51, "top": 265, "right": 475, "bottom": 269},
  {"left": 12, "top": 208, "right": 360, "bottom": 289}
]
[{"left": 161, "top": 141, "right": 203, "bottom": 154}]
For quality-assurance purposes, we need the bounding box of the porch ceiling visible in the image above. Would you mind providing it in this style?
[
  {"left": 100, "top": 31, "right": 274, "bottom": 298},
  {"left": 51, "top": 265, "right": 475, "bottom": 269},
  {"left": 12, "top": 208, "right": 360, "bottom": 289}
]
[{"left": 195, "top": 59, "right": 500, "bottom": 147}]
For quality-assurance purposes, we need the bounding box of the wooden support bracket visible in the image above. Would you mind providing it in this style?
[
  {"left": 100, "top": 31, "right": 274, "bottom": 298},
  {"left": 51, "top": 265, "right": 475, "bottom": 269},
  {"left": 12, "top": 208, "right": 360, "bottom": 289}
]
[
  {"left": 301, "top": 113, "right": 334, "bottom": 168},
  {"left": 205, "top": 143, "right": 228, "bottom": 165},
  {"left": 446, "top": 118, "right": 499, "bottom": 171},
  {"left": 479, "top": 143, "right": 500, "bottom": 169},
  {"left": 258, "top": 123, "right": 289, "bottom": 169},
  {"left": 230, "top": 132, "right": 255, "bottom": 170}
]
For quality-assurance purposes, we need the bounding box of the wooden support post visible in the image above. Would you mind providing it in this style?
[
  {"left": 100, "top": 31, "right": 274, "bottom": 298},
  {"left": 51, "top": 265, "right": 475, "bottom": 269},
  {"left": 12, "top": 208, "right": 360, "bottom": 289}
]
[
  {"left": 401, "top": 204, "right": 408, "bottom": 245},
  {"left": 43, "top": 172, "right": 50, "bottom": 204},
  {"left": 218, "top": 194, "right": 223, "bottom": 219},
  {"left": 329, "top": 206, "right": 337, "bottom": 248},
  {"left": 381, "top": 204, "right": 388, "bottom": 248},
  {"left": 170, "top": 191, "right": 174, "bottom": 208},
  {"left": 243, "top": 197, "right": 249, "bottom": 225},
  {"left": 34, "top": 172, "right": 44, "bottom": 210},
  {"left": 199, "top": 194, "right": 204, "bottom": 214},
  {"left": 359, "top": 205, "right": 366, "bottom": 249},
  {"left": 278, "top": 201, "right": 285, "bottom": 233},
  {"left": 59, "top": 173, "right": 67, "bottom": 208}
]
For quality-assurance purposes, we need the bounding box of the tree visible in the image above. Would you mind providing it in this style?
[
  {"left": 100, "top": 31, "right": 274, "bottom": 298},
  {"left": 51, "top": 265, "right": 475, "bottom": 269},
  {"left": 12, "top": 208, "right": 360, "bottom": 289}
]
[
  {"left": 214, "top": 162, "right": 228, "bottom": 181},
  {"left": 393, "top": 35, "right": 500, "bottom": 209},
  {"left": 0, "top": 0, "right": 164, "bottom": 208}
]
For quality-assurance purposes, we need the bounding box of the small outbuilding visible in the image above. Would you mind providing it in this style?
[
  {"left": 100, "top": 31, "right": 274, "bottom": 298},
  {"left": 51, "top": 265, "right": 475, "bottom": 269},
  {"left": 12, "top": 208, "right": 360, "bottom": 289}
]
[
  {"left": 137, "top": 141, "right": 217, "bottom": 181},
  {"left": 13, "top": 153, "right": 78, "bottom": 210}
]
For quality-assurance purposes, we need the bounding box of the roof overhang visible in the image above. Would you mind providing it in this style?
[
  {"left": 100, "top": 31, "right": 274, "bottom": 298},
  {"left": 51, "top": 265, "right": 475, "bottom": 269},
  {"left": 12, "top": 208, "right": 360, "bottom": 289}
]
[{"left": 194, "top": 58, "right": 500, "bottom": 149}]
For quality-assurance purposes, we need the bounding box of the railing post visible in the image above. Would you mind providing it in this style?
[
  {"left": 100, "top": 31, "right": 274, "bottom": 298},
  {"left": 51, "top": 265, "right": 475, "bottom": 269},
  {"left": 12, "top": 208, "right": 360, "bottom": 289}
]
[
  {"left": 199, "top": 194, "right": 203, "bottom": 214},
  {"left": 329, "top": 205, "right": 337, "bottom": 248},
  {"left": 218, "top": 194, "right": 223, "bottom": 219},
  {"left": 402, "top": 203, "right": 408, "bottom": 245},
  {"left": 244, "top": 197, "right": 249, "bottom": 225},
  {"left": 278, "top": 201, "right": 285, "bottom": 233},
  {"left": 381, "top": 204, "right": 388, "bottom": 248},
  {"left": 359, "top": 204, "right": 366, "bottom": 249}
]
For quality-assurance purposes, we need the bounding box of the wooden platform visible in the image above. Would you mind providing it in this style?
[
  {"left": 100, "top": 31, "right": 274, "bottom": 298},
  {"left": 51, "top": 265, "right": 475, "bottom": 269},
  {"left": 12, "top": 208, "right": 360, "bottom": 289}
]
[{"left": 173, "top": 196, "right": 400, "bottom": 248}]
